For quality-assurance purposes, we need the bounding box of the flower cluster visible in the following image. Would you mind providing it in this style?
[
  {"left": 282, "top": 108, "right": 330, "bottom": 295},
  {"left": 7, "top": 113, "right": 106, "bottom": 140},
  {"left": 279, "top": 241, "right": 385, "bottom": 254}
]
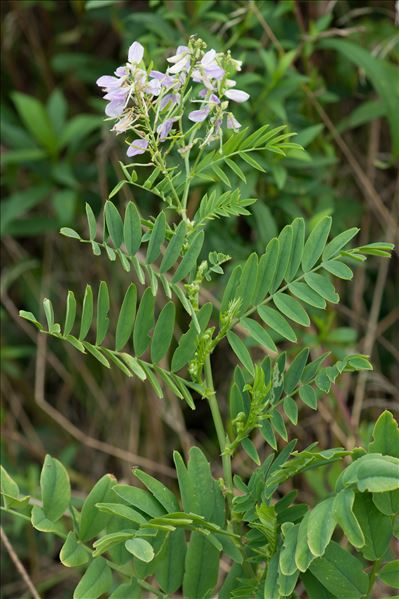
[{"left": 96, "top": 37, "right": 249, "bottom": 158}]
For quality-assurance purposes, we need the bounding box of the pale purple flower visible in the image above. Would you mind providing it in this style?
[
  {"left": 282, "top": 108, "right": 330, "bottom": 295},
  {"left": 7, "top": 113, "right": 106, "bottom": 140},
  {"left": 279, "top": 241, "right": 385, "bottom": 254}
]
[
  {"left": 128, "top": 41, "right": 144, "bottom": 64},
  {"left": 201, "top": 49, "right": 225, "bottom": 79},
  {"left": 127, "top": 138, "right": 149, "bottom": 157},
  {"left": 188, "top": 106, "right": 210, "bottom": 122},
  {"left": 157, "top": 117, "right": 178, "bottom": 141},
  {"left": 225, "top": 89, "right": 250, "bottom": 103},
  {"left": 209, "top": 94, "right": 220, "bottom": 105},
  {"left": 150, "top": 71, "right": 176, "bottom": 89},
  {"left": 226, "top": 113, "right": 241, "bottom": 131}
]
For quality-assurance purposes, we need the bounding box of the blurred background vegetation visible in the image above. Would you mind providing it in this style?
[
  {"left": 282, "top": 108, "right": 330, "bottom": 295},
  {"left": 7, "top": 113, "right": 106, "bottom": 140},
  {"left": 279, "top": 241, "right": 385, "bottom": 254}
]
[{"left": 1, "top": 0, "right": 398, "bottom": 596}]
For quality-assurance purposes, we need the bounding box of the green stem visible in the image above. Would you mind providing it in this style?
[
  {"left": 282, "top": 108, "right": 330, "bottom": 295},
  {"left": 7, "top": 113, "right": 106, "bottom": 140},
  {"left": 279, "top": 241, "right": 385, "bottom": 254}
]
[
  {"left": 204, "top": 356, "right": 233, "bottom": 494},
  {"left": 366, "top": 559, "right": 381, "bottom": 598}
]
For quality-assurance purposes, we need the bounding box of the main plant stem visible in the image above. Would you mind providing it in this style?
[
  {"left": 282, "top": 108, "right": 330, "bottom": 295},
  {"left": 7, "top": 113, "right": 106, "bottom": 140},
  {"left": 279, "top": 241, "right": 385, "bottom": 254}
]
[{"left": 204, "top": 355, "right": 233, "bottom": 493}]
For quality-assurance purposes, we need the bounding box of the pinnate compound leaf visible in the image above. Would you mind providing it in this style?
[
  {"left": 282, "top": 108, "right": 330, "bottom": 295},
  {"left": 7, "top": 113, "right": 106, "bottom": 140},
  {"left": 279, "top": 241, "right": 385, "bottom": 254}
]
[
  {"left": 40, "top": 455, "right": 71, "bottom": 522},
  {"left": 73, "top": 557, "right": 112, "bottom": 599},
  {"left": 302, "top": 216, "right": 332, "bottom": 272},
  {"left": 125, "top": 538, "right": 154, "bottom": 562},
  {"left": 309, "top": 541, "right": 369, "bottom": 598},
  {"left": 115, "top": 283, "right": 137, "bottom": 351}
]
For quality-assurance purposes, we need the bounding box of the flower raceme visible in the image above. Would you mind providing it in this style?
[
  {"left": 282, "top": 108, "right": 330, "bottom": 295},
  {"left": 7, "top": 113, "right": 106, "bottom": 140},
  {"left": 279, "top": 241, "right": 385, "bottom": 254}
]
[{"left": 96, "top": 38, "right": 249, "bottom": 157}]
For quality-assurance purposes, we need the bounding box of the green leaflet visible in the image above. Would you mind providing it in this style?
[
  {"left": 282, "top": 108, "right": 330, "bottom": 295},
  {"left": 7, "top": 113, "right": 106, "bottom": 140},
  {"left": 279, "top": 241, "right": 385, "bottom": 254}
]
[
  {"left": 104, "top": 201, "right": 123, "bottom": 248},
  {"left": 73, "top": 557, "right": 113, "bottom": 599},
  {"left": 236, "top": 252, "right": 258, "bottom": 315},
  {"left": 60, "top": 532, "right": 90, "bottom": 568},
  {"left": 271, "top": 224, "right": 292, "bottom": 292},
  {"left": 64, "top": 290, "right": 77, "bottom": 336},
  {"left": 171, "top": 303, "right": 212, "bottom": 372},
  {"left": 172, "top": 230, "right": 205, "bottom": 282},
  {"left": 378, "top": 560, "right": 399, "bottom": 589},
  {"left": 284, "top": 348, "right": 309, "bottom": 393},
  {"left": 125, "top": 538, "right": 154, "bottom": 563},
  {"left": 299, "top": 384, "right": 317, "bottom": 409},
  {"left": 304, "top": 272, "right": 339, "bottom": 303},
  {"left": 258, "top": 305, "right": 297, "bottom": 342},
  {"left": 40, "top": 455, "right": 71, "bottom": 522},
  {"left": 95, "top": 502, "right": 147, "bottom": 524},
  {"left": 160, "top": 220, "right": 186, "bottom": 273},
  {"left": 295, "top": 512, "right": 315, "bottom": 572},
  {"left": 241, "top": 437, "right": 260, "bottom": 464},
  {"left": 113, "top": 484, "right": 165, "bottom": 517},
  {"left": 123, "top": 201, "right": 142, "bottom": 256},
  {"left": 151, "top": 301, "right": 176, "bottom": 363},
  {"left": 154, "top": 529, "right": 186, "bottom": 593},
  {"left": 280, "top": 523, "right": 299, "bottom": 576},
  {"left": 227, "top": 330, "right": 254, "bottom": 376},
  {"left": 263, "top": 552, "right": 280, "bottom": 599},
  {"left": 322, "top": 227, "right": 359, "bottom": 261},
  {"left": 273, "top": 292, "right": 310, "bottom": 327},
  {"left": 183, "top": 532, "right": 220, "bottom": 599},
  {"left": 307, "top": 496, "right": 336, "bottom": 557},
  {"left": 79, "top": 284, "right": 93, "bottom": 340},
  {"left": 115, "top": 283, "right": 137, "bottom": 351},
  {"left": 79, "top": 474, "right": 116, "bottom": 542},
  {"left": 241, "top": 317, "right": 277, "bottom": 353},
  {"left": 220, "top": 264, "right": 242, "bottom": 313},
  {"left": 286, "top": 217, "right": 305, "bottom": 282},
  {"left": 283, "top": 396, "right": 298, "bottom": 425},
  {"left": 322, "top": 260, "right": 353, "bottom": 280},
  {"left": 96, "top": 281, "right": 110, "bottom": 345},
  {"left": 369, "top": 410, "right": 399, "bottom": 458},
  {"left": 254, "top": 237, "right": 279, "bottom": 304},
  {"left": 302, "top": 216, "right": 332, "bottom": 272},
  {"left": 288, "top": 281, "right": 326, "bottom": 309},
  {"left": 333, "top": 489, "right": 365, "bottom": 548},
  {"left": 353, "top": 492, "right": 392, "bottom": 560},
  {"left": 146, "top": 212, "right": 166, "bottom": 263},
  {"left": 309, "top": 541, "right": 369, "bottom": 598},
  {"left": 133, "top": 288, "right": 155, "bottom": 357},
  {"left": 85, "top": 202, "right": 97, "bottom": 241},
  {"left": 133, "top": 468, "right": 179, "bottom": 513}
]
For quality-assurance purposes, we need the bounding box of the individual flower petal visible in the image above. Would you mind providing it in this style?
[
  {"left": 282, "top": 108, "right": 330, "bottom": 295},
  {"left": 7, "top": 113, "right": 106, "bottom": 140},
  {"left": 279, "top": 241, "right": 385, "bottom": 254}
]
[
  {"left": 205, "top": 65, "right": 225, "bottom": 79},
  {"left": 127, "top": 138, "right": 149, "bottom": 157},
  {"left": 113, "top": 113, "right": 134, "bottom": 133},
  {"left": 225, "top": 89, "right": 250, "bottom": 103},
  {"left": 159, "top": 93, "right": 180, "bottom": 110},
  {"left": 225, "top": 79, "right": 237, "bottom": 88},
  {"left": 128, "top": 41, "right": 144, "bottom": 64},
  {"left": 209, "top": 93, "right": 220, "bottom": 104},
  {"left": 226, "top": 113, "right": 241, "bottom": 131},
  {"left": 188, "top": 107, "right": 210, "bottom": 122},
  {"left": 145, "top": 79, "right": 161, "bottom": 96},
  {"left": 168, "top": 56, "right": 190, "bottom": 74},
  {"left": 201, "top": 49, "right": 217, "bottom": 66},
  {"left": 96, "top": 75, "right": 121, "bottom": 88},
  {"left": 198, "top": 88, "right": 207, "bottom": 98},
  {"left": 104, "top": 87, "right": 129, "bottom": 101},
  {"left": 157, "top": 117, "right": 178, "bottom": 141},
  {"left": 167, "top": 45, "right": 189, "bottom": 64},
  {"left": 105, "top": 99, "right": 125, "bottom": 117},
  {"left": 115, "top": 66, "right": 127, "bottom": 77}
]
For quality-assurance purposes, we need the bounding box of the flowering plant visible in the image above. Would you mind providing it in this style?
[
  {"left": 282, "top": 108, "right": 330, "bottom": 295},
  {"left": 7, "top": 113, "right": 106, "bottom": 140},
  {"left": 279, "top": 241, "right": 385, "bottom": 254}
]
[{"left": 4, "top": 38, "right": 398, "bottom": 599}]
